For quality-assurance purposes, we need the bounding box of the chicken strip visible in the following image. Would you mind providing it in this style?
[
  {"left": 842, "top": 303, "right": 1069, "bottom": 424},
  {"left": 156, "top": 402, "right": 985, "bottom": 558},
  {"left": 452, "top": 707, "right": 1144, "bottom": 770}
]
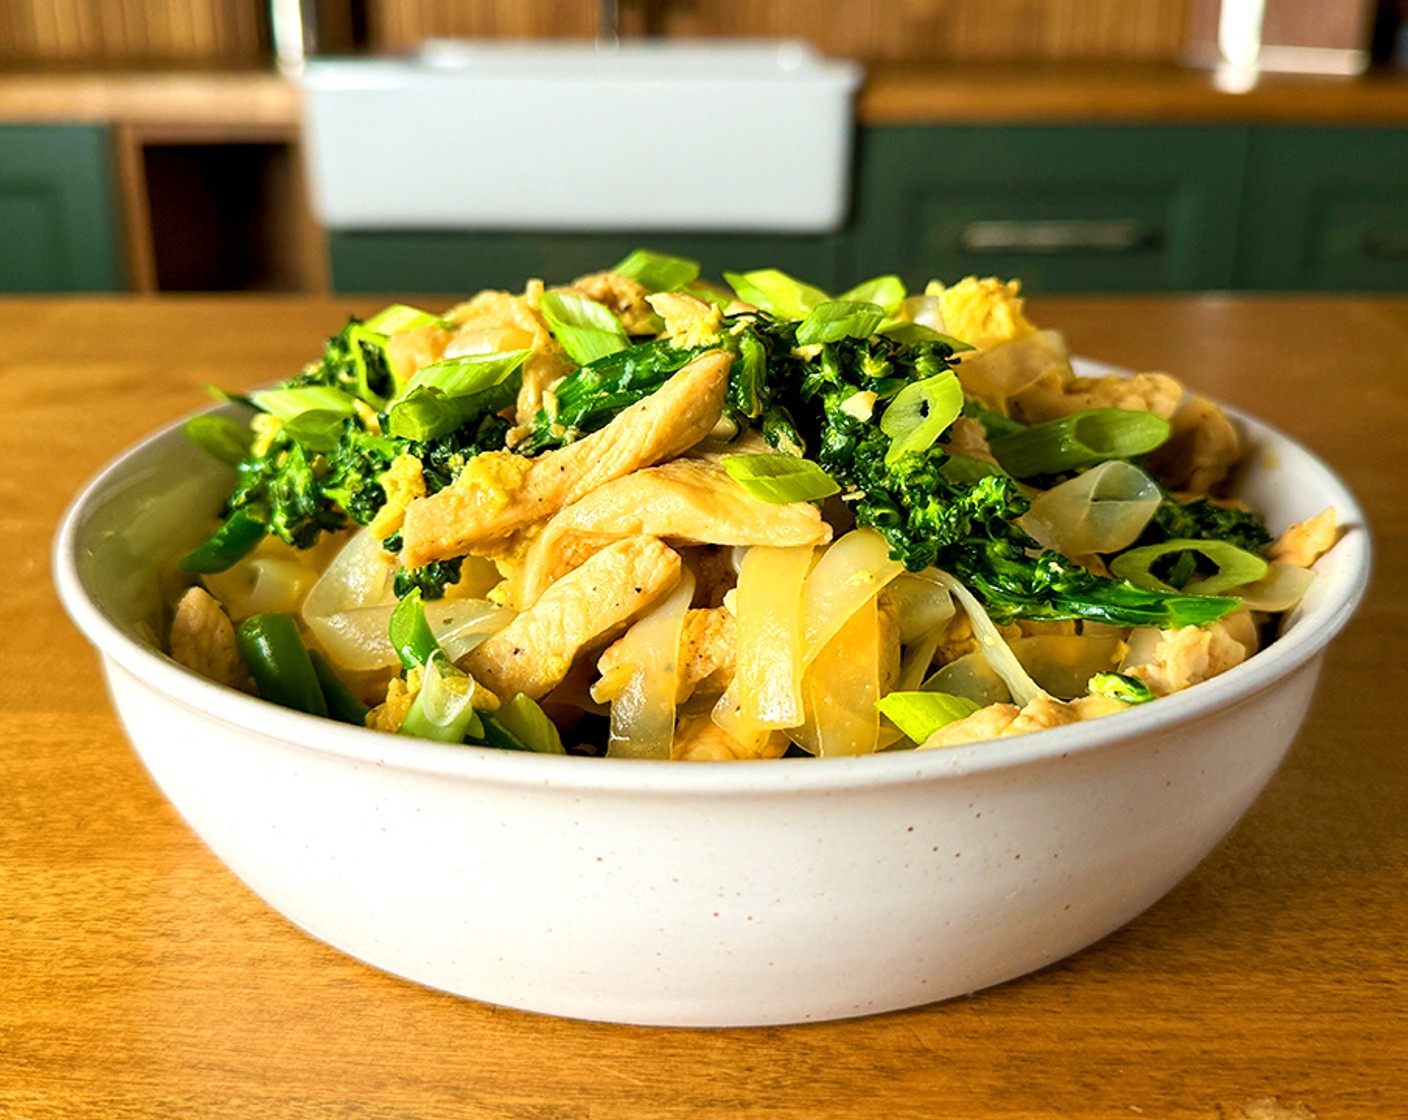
[
  {"left": 401, "top": 350, "right": 732, "bottom": 567},
  {"left": 462, "top": 537, "right": 682, "bottom": 701},
  {"left": 510, "top": 457, "right": 830, "bottom": 607},
  {"left": 597, "top": 605, "right": 737, "bottom": 705},
  {"left": 169, "top": 587, "right": 248, "bottom": 690}
]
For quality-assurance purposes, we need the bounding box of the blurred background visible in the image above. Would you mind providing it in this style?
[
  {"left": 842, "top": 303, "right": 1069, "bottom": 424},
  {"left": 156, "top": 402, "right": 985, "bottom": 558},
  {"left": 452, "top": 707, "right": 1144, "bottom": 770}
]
[{"left": 2, "top": 0, "right": 1406, "bottom": 296}]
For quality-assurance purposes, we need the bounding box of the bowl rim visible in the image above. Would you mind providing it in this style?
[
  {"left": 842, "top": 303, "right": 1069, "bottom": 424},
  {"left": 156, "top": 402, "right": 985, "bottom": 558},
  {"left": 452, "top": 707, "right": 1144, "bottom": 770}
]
[{"left": 54, "top": 369, "right": 1372, "bottom": 797}]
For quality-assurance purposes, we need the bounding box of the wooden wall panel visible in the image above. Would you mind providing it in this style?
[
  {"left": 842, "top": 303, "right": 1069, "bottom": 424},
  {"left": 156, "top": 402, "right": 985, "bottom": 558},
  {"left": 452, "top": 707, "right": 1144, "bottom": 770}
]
[
  {"left": 0, "top": 0, "right": 267, "bottom": 67},
  {"left": 369, "top": 1, "right": 599, "bottom": 51}
]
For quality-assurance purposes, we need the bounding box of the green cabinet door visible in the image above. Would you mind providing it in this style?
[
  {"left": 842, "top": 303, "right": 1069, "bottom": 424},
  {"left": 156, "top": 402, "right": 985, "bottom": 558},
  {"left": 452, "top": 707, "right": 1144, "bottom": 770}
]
[
  {"left": 328, "top": 229, "right": 849, "bottom": 294},
  {"left": 1235, "top": 127, "right": 1408, "bottom": 291},
  {"left": 849, "top": 125, "right": 1248, "bottom": 294},
  {"left": 0, "top": 125, "right": 125, "bottom": 293}
]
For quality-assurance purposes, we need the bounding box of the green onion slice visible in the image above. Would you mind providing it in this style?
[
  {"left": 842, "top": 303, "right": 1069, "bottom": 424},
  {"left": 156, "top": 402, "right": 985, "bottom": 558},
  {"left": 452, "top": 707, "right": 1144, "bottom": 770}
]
[
  {"left": 611, "top": 248, "right": 700, "bottom": 293},
  {"left": 399, "top": 650, "right": 484, "bottom": 744},
  {"left": 250, "top": 385, "right": 358, "bottom": 424},
  {"left": 1110, "top": 538, "right": 1268, "bottom": 597},
  {"left": 388, "top": 589, "right": 440, "bottom": 673},
  {"left": 483, "top": 694, "right": 567, "bottom": 754},
  {"left": 539, "top": 291, "right": 630, "bottom": 366},
  {"left": 1087, "top": 672, "right": 1155, "bottom": 705},
  {"left": 881, "top": 370, "right": 965, "bottom": 465},
  {"left": 362, "top": 303, "right": 449, "bottom": 334},
  {"left": 723, "top": 453, "right": 840, "bottom": 504},
  {"left": 836, "top": 275, "right": 907, "bottom": 315},
  {"left": 989, "top": 407, "right": 1171, "bottom": 478},
  {"left": 941, "top": 454, "right": 1007, "bottom": 485},
  {"left": 878, "top": 322, "right": 976, "bottom": 352},
  {"left": 401, "top": 349, "right": 528, "bottom": 399},
  {"left": 184, "top": 415, "right": 253, "bottom": 465},
  {"left": 281, "top": 410, "right": 349, "bottom": 453},
  {"left": 722, "top": 268, "right": 829, "bottom": 321},
  {"left": 875, "top": 691, "right": 981, "bottom": 743},
  {"left": 795, "top": 300, "right": 887, "bottom": 345}
]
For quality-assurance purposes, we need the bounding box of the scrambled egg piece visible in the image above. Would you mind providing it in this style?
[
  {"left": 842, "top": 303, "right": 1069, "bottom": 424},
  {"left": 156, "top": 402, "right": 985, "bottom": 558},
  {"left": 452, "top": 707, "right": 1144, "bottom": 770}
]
[
  {"left": 646, "top": 291, "right": 723, "bottom": 349},
  {"left": 369, "top": 453, "right": 427, "bottom": 541},
  {"left": 925, "top": 276, "right": 1037, "bottom": 352},
  {"left": 1269, "top": 508, "right": 1338, "bottom": 569}
]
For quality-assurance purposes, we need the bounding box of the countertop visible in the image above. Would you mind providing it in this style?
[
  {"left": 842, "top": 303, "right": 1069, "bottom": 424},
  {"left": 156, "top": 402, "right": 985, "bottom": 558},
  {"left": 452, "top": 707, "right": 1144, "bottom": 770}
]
[
  {"left": 4, "top": 62, "right": 1408, "bottom": 127},
  {"left": 4, "top": 294, "right": 1405, "bottom": 1117}
]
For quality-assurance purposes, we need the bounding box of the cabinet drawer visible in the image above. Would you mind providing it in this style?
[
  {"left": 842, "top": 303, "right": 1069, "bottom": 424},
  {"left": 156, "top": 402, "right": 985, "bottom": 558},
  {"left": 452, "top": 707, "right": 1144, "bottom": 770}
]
[
  {"left": 1236, "top": 128, "right": 1408, "bottom": 291},
  {"left": 850, "top": 125, "right": 1246, "bottom": 293},
  {"left": 0, "top": 125, "right": 125, "bottom": 293}
]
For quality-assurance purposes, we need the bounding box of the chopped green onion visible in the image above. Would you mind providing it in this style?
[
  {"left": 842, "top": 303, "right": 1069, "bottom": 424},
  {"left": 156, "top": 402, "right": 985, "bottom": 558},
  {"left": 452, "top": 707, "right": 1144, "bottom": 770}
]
[
  {"left": 1087, "top": 672, "right": 1155, "bottom": 705},
  {"left": 1110, "top": 538, "right": 1268, "bottom": 597},
  {"left": 236, "top": 612, "right": 328, "bottom": 718},
  {"left": 611, "top": 248, "right": 700, "bottom": 293},
  {"left": 281, "top": 410, "right": 349, "bottom": 453},
  {"left": 480, "top": 694, "right": 567, "bottom": 754},
  {"left": 539, "top": 291, "right": 630, "bottom": 366},
  {"left": 389, "top": 589, "right": 439, "bottom": 673},
  {"left": 362, "top": 303, "right": 449, "bottom": 334},
  {"left": 249, "top": 385, "right": 358, "bottom": 424},
  {"left": 795, "top": 300, "right": 887, "bottom": 345},
  {"left": 879, "top": 322, "right": 976, "bottom": 352},
  {"left": 723, "top": 453, "right": 840, "bottom": 503},
  {"left": 730, "top": 327, "right": 767, "bottom": 419},
  {"left": 881, "top": 370, "right": 965, "bottom": 466},
  {"left": 184, "top": 415, "right": 253, "bottom": 465},
  {"left": 400, "top": 349, "right": 528, "bottom": 399},
  {"left": 309, "top": 649, "right": 371, "bottom": 725},
  {"left": 723, "top": 268, "right": 829, "bottom": 321},
  {"left": 875, "top": 691, "right": 981, "bottom": 742},
  {"left": 179, "top": 506, "right": 267, "bottom": 574},
  {"left": 836, "top": 275, "right": 906, "bottom": 314},
  {"left": 399, "top": 651, "right": 484, "bottom": 744},
  {"left": 988, "top": 407, "right": 1172, "bottom": 478}
]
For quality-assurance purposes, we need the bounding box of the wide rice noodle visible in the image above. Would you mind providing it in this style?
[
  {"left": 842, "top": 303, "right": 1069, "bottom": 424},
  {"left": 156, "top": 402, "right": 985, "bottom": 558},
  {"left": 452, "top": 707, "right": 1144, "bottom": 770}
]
[
  {"left": 792, "top": 596, "right": 884, "bottom": 757},
  {"left": 926, "top": 570, "right": 1043, "bottom": 707}
]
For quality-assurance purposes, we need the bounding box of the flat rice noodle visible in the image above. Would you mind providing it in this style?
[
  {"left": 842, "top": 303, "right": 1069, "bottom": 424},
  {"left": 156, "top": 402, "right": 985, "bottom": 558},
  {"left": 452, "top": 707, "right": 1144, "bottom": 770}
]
[
  {"left": 1019, "top": 461, "right": 1161, "bottom": 555},
  {"left": 1008, "top": 635, "right": 1123, "bottom": 700},
  {"left": 791, "top": 596, "right": 883, "bottom": 757},
  {"left": 1229, "top": 560, "right": 1316, "bottom": 614},
  {"left": 607, "top": 570, "right": 696, "bottom": 760},
  {"left": 799, "top": 528, "right": 905, "bottom": 665},
  {"left": 923, "top": 652, "right": 1010, "bottom": 707},
  {"left": 926, "top": 570, "right": 1043, "bottom": 707},
  {"left": 953, "top": 329, "right": 1071, "bottom": 412},
  {"left": 712, "top": 544, "right": 814, "bottom": 738}
]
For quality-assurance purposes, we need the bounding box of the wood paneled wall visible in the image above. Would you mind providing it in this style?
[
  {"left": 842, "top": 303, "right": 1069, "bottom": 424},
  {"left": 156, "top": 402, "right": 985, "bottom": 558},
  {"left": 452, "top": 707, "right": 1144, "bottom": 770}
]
[
  {"left": 0, "top": 0, "right": 268, "bottom": 67},
  {"left": 367, "top": 0, "right": 1195, "bottom": 63}
]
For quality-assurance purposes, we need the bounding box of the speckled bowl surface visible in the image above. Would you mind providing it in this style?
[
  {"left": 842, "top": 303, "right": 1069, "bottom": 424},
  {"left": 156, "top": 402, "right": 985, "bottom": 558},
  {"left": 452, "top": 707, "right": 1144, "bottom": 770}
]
[{"left": 54, "top": 364, "right": 1370, "bottom": 1026}]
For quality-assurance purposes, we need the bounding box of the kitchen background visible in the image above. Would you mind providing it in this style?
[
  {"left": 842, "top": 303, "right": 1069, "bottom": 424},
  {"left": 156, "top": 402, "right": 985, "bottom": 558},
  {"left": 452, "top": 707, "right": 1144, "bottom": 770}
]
[{"left": 2, "top": 0, "right": 1406, "bottom": 296}]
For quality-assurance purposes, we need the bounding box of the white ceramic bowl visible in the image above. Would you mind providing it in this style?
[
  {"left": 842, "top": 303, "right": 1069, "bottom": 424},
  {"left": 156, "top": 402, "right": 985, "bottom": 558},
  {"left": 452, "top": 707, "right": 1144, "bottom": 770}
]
[{"left": 54, "top": 372, "right": 1369, "bottom": 1027}]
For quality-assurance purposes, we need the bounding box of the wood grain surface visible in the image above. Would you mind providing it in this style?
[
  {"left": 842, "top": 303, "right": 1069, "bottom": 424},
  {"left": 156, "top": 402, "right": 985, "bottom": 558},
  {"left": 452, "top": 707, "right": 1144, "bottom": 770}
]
[{"left": 2, "top": 295, "right": 1405, "bottom": 1118}]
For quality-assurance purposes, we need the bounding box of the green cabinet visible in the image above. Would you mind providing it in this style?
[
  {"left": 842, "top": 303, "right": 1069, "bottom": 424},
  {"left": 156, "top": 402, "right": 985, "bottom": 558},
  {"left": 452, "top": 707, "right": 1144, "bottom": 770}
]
[
  {"left": 0, "top": 124, "right": 125, "bottom": 293},
  {"left": 328, "top": 229, "right": 849, "bottom": 295},
  {"left": 849, "top": 125, "right": 1247, "bottom": 294},
  {"left": 1235, "top": 127, "right": 1408, "bottom": 291}
]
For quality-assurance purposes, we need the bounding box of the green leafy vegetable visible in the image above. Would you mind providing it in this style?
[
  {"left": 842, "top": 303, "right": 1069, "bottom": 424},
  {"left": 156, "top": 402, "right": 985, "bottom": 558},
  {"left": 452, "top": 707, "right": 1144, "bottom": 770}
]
[{"left": 1087, "top": 672, "right": 1155, "bottom": 705}]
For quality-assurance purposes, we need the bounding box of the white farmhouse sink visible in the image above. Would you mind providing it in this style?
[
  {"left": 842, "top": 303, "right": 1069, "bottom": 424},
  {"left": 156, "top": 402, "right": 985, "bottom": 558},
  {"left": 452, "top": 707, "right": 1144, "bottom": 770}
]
[{"left": 301, "top": 41, "right": 862, "bottom": 233}]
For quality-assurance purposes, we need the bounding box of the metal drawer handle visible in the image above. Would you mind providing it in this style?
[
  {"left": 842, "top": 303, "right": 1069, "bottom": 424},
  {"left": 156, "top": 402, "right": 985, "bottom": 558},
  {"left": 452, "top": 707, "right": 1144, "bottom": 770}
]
[
  {"left": 959, "top": 219, "right": 1159, "bottom": 255},
  {"left": 1361, "top": 233, "right": 1408, "bottom": 262}
]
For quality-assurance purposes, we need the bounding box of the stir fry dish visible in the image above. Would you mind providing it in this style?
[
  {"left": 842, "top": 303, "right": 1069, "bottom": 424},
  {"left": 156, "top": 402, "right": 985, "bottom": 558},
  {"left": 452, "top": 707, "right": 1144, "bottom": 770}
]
[{"left": 167, "top": 252, "right": 1338, "bottom": 760}]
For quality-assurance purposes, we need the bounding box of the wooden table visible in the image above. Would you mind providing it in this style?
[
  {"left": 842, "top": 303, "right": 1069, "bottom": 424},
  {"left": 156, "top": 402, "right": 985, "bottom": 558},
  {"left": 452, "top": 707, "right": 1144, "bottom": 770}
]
[{"left": 3, "top": 295, "right": 1404, "bottom": 1118}]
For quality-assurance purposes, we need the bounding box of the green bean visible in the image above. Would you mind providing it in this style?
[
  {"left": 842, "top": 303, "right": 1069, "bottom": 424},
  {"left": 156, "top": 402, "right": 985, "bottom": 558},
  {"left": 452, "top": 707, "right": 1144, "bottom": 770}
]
[
  {"left": 235, "top": 613, "right": 328, "bottom": 717},
  {"left": 309, "top": 650, "right": 370, "bottom": 726},
  {"left": 179, "top": 507, "right": 267, "bottom": 574}
]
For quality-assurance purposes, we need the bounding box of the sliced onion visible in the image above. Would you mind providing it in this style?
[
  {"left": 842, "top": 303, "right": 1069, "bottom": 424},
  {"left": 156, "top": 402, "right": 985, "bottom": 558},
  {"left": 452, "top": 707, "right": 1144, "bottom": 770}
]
[
  {"left": 926, "top": 569, "right": 1043, "bottom": 707},
  {"left": 202, "top": 553, "right": 320, "bottom": 622},
  {"left": 1020, "top": 460, "right": 1162, "bottom": 555},
  {"left": 799, "top": 528, "right": 905, "bottom": 665},
  {"left": 302, "top": 528, "right": 400, "bottom": 670},
  {"left": 1008, "top": 635, "right": 1123, "bottom": 700},
  {"left": 792, "top": 597, "right": 883, "bottom": 757},
  {"left": 1226, "top": 560, "right": 1317, "bottom": 613},
  {"left": 952, "top": 329, "right": 1071, "bottom": 410},
  {"left": 607, "top": 570, "right": 695, "bottom": 760}
]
